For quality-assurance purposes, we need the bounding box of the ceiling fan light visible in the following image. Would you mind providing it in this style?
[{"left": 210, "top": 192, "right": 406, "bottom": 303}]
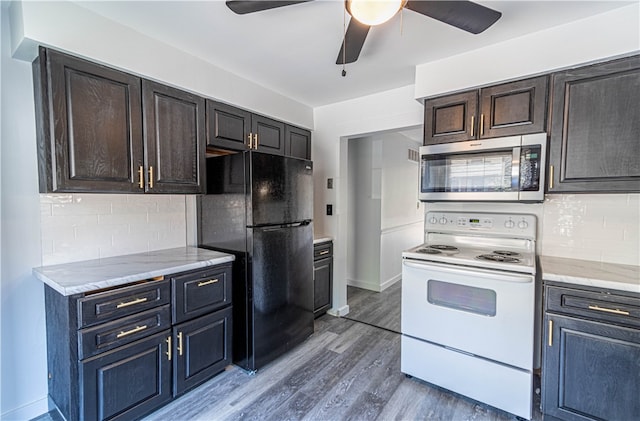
[{"left": 346, "top": 0, "right": 404, "bottom": 26}]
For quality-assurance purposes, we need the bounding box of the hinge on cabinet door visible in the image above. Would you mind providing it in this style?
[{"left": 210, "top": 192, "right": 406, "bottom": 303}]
[{"left": 548, "top": 320, "right": 553, "bottom": 347}]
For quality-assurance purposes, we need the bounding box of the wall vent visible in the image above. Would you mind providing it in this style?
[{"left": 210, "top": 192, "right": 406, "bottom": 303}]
[{"left": 408, "top": 148, "right": 419, "bottom": 163}]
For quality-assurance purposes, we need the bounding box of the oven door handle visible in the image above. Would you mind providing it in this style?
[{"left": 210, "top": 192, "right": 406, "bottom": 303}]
[{"left": 402, "top": 260, "right": 534, "bottom": 284}]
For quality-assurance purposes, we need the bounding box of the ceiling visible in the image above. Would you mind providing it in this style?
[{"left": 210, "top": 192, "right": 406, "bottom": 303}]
[{"left": 73, "top": 0, "right": 633, "bottom": 107}]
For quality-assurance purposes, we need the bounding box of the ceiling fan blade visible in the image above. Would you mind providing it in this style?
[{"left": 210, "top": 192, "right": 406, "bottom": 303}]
[
  {"left": 226, "top": 1, "right": 312, "bottom": 15},
  {"left": 336, "top": 18, "right": 371, "bottom": 65},
  {"left": 405, "top": 0, "right": 501, "bottom": 34}
]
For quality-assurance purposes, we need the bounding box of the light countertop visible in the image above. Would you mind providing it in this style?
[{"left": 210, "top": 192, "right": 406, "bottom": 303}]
[
  {"left": 33, "top": 247, "right": 235, "bottom": 296},
  {"left": 539, "top": 255, "right": 640, "bottom": 294},
  {"left": 314, "top": 236, "right": 333, "bottom": 244}
]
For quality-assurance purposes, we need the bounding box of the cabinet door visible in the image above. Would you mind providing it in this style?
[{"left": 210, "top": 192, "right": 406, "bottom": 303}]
[
  {"left": 424, "top": 90, "right": 478, "bottom": 145},
  {"left": 542, "top": 314, "right": 640, "bottom": 421},
  {"left": 252, "top": 114, "right": 285, "bottom": 155},
  {"left": 206, "top": 100, "right": 251, "bottom": 151},
  {"left": 285, "top": 125, "right": 311, "bottom": 160},
  {"left": 142, "top": 80, "right": 205, "bottom": 194},
  {"left": 34, "top": 47, "right": 143, "bottom": 193},
  {"left": 313, "top": 256, "right": 332, "bottom": 317},
  {"left": 81, "top": 330, "right": 172, "bottom": 421},
  {"left": 548, "top": 55, "right": 640, "bottom": 193},
  {"left": 173, "top": 307, "right": 232, "bottom": 396},
  {"left": 479, "top": 76, "right": 548, "bottom": 139}
]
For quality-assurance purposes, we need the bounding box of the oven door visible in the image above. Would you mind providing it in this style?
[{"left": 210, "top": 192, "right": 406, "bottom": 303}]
[{"left": 401, "top": 259, "right": 535, "bottom": 370}]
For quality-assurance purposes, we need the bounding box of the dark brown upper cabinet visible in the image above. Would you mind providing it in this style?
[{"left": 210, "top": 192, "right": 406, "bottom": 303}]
[
  {"left": 251, "top": 114, "right": 285, "bottom": 155},
  {"left": 33, "top": 47, "right": 144, "bottom": 193},
  {"left": 207, "top": 100, "right": 309, "bottom": 158},
  {"left": 142, "top": 80, "right": 205, "bottom": 194},
  {"left": 33, "top": 47, "right": 205, "bottom": 194},
  {"left": 547, "top": 55, "right": 640, "bottom": 193},
  {"left": 285, "top": 125, "right": 312, "bottom": 160},
  {"left": 424, "top": 76, "right": 548, "bottom": 145},
  {"left": 206, "top": 100, "right": 252, "bottom": 152}
]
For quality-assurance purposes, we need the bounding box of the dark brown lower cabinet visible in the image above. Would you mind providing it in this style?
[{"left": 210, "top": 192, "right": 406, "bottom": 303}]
[
  {"left": 45, "top": 264, "right": 233, "bottom": 421},
  {"left": 81, "top": 331, "right": 172, "bottom": 421},
  {"left": 542, "top": 283, "right": 640, "bottom": 421},
  {"left": 173, "top": 307, "right": 232, "bottom": 396},
  {"left": 313, "top": 241, "right": 333, "bottom": 317}
]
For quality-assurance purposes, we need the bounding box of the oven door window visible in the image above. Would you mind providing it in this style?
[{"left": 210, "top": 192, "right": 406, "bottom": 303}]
[
  {"left": 421, "top": 151, "right": 514, "bottom": 193},
  {"left": 427, "top": 279, "right": 497, "bottom": 317}
]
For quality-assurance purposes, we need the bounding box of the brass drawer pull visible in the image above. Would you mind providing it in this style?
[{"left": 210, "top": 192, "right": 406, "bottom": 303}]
[
  {"left": 549, "top": 165, "right": 554, "bottom": 190},
  {"left": 116, "top": 324, "right": 148, "bottom": 338},
  {"left": 177, "top": 332, "right": 184, "bottom": 356},
  {"left": 588, "top": 305, "right": 630, "bottom": 316},
  {"left": 319, "top": 250, "right": 330, "bottom": 256},
  {"left": 470, "top": 115, "right": 475, "bottom": 137},
  {"left": 138, "top": 165, "right": 144, "bottom": 189},
  {"left": 198, "top": 278, "right": 219, "bottom": 287},
  {"left": 116, "top": 297, "right": 148, "bottom": 308},
  {"left": 548, "top": 320, "right": 553, "bottom": 347},
  {"left": 166, "top": 336, "right": 172, "bottom": 361}
]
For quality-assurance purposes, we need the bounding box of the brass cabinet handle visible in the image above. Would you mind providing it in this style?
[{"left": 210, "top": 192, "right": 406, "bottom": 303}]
[
  {"left": 247, "top": 132, "right": 253, "bottom": 149},
  {"left": 177, "top": 331, "right": 184, "bottom": 356},
  {"left": 138, "top": 165, "right": 144, "bottom": 189},
  {"left": 319, "top": 250, "right": 330, "bottom": 256},
  {"left": 588, "top": 305, "right": 630, "bottom": 316},
  {"left": 116, "top": 297, "right": 148, "bottom": 308},
  {"left": 166, "top": 336, "right": 172, "bottom": 361},
  {"left": 148, "top": 166, "right": 154, "bottom": 189},
  {"left": 548, "top": 319, "right": 553, "bottom": 347},
  {"left": 254, "top": 133, "right": 259, "bottom": 149},
  {"left": 549, "top": 165, "right": 554, "bottom": 190},
  {"left": 470, "top": 115, "right": 475, "bottom": 137},
  {"left": 116, "top": 324, "right": 147, "bottom": 338},
  {"left": 198, "top": 278, "right": 219, "bottom": 287},
  {"left": 480, "top": 114, "right": 485, "bottom": 136}
]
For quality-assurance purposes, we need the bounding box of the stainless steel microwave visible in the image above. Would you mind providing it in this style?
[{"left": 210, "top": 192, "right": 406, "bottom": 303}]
[{"left": 419, "top": 133, "right": 547, "bottom": 202}]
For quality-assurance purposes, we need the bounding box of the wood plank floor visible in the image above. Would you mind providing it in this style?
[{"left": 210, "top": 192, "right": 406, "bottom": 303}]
[
  {"left": 141, "top": 315, "right": 542, "bottom": 421},
  {"left": 345, "top": 282, "right": 401, "bottom": 333}
]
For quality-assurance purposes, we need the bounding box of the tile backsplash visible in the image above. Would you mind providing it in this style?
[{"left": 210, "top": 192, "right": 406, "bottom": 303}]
[
  {"left": 541, "top": 193, "right": 639, "bottom": 266},
  {"left": 40, "top": 194, "right": 187, "bottom": 266}
]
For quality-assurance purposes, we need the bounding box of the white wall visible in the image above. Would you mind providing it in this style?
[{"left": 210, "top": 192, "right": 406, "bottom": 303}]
[
  {"left": 1, "top": 4, "right": 48, "bottom": 419},
  {"left": 312, "top": 5, "right": 640, "bottom": 316},
  {"left": 415, "top": 3, "right": 640, "bottom": 99},
  {"left": 9, "top": 0, "right": 313, "bottom": 129}
]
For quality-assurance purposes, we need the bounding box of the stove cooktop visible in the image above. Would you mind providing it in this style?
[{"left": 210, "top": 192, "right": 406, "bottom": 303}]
[{"left": 403, "top": 242, "right": 536, "bottom": 274}]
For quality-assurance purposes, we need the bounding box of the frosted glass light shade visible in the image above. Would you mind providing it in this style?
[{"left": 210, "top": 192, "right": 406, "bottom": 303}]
[{"left": 346, "top": 0, "right": 404, "bottom": 26}]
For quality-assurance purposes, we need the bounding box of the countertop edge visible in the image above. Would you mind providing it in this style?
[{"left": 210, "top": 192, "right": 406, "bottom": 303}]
[
  {"left": 33, "top": 247, "right": 235, "bottom": 296},
  {"left": 539, "top": 255, "right": 640, "bottom": 294}
]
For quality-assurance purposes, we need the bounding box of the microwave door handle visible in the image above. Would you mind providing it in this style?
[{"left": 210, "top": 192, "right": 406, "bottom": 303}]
[{"left": 512, "top": 146, "right": 521, "bottom": 191}]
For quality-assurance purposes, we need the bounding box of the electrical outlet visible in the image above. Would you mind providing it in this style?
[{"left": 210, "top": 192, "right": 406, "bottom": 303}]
[
  {"left": 326, "top": 204, "right": 333, "bottom": 215},
  {"left": 327, "top": 178, "right": 333, "bottom": 189}
]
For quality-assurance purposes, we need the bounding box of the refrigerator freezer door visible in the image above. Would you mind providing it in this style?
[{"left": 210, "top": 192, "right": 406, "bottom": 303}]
[
  {"left": 247, "top": 152, "right": 313, "bottom": 226},
  {"left": 249, "top": 222, "right": 314, "bottom": 370}
]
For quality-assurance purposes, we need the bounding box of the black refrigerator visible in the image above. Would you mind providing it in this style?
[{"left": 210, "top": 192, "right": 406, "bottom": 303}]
[{"left": 197, "top": 151, "right": 314, "bottom": 372}]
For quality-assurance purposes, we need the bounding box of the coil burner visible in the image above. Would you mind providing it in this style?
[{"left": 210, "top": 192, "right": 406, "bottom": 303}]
[{"left": 476, "top": 254, "right": 521, "bottom": 264}]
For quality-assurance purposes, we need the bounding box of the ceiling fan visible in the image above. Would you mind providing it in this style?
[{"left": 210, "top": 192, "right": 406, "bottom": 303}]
[{"left": 225, "top": 1, "right": 502, "bottom": 65}]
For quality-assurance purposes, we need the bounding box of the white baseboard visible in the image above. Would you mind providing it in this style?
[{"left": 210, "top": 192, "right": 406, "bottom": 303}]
[
  {"left": 1, "top": 396, "right": 49, "bottom": 421},
  {"left": 326, "top": 304, "right": 350, "bottom": 317},
  {"left": 346, "top": 278, "right": 381, "bottom": 292},
  {"left": 380, "top": 274, "right": 401, "bottom": 291}
]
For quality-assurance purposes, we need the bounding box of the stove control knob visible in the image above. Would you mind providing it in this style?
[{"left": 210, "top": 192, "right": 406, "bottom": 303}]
[
  {"left": 518, "top": 220, "right": 529, "bottom": 229},
  {"left": 429, "top": 216, "right": 438, "bottom": 224},
  {"left": 504, "top": 219, "right": 515, "bottom": 229},
  {"left": 439, "top": 217, "right": 448, "bottom": 225}
]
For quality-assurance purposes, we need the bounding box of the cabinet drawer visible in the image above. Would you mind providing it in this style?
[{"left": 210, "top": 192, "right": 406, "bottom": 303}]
[
  {"left": 78, "top": 305, "right": 171, "bottom": 359},
  {"left": 172, "top": 264, "right": 232, "bottom": 324},
  {"left": 78, "top": 280, "right": 170, "bottom": 328},
  {"left": 314, "top": 242, "right": 333, "bottom": 260},
  {"left": 546, "top": 285, "right": 640, "bottom": 328}
]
